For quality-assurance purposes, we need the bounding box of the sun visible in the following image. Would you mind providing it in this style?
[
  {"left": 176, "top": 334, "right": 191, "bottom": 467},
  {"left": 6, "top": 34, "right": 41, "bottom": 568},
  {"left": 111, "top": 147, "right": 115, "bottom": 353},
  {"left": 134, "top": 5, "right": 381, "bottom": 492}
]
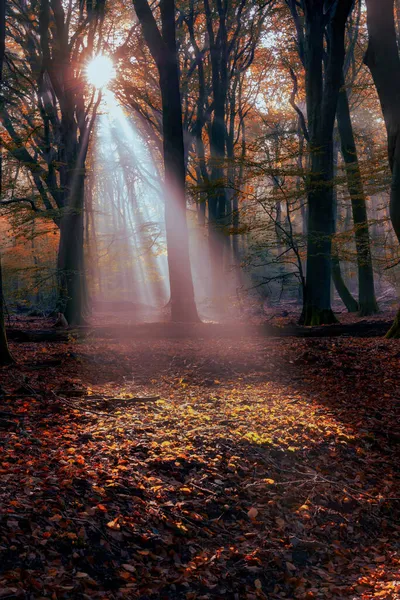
[{"left": 86, "top": 55, "right": 115, "bottom": 89}]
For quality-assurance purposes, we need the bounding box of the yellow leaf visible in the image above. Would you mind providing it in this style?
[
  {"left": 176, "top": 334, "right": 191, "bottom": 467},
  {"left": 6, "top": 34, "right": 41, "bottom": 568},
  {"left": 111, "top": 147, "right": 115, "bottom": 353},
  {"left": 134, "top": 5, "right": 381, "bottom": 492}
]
[{"left": 107, "top": 517, "right": 120, "bottom": 530}]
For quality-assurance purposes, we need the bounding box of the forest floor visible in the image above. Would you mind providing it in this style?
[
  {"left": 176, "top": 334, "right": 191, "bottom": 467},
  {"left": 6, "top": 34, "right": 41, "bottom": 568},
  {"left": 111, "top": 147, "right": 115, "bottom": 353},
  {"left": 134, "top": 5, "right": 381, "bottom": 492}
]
[{"left": 0, "top": 321, "right": 399, "bottom": 599}]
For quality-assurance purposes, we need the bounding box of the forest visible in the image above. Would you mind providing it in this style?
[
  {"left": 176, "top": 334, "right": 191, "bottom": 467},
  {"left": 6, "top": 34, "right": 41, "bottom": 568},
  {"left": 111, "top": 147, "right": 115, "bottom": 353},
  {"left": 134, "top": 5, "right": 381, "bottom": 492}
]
[{"left": 0, "top": 0, "right": 399, "bottom": 598}]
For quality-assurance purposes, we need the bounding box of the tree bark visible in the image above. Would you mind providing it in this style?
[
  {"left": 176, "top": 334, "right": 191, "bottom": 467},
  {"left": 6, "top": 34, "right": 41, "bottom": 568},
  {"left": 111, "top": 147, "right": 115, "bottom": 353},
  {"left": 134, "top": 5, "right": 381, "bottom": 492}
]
[
  {"left": 203, "top": 0, "right": 229, "bottom": 303},
  {"left": 364, "top": 0, "right": 400, "bottom": 336},
  {"left": 336, "top": 80, "right": 378, "bottom": 315},
  {"left": 57, "top": 169, "right": 86, "bottom": 326},
  {"left": 332, "top": 136, "right": 358, "bottom": 313},
  {"left": 56, "top": 109, "right": 89, "bottom": 326},
  {"left": 332, "top": 250, "right": 359, "bottom": 312}
]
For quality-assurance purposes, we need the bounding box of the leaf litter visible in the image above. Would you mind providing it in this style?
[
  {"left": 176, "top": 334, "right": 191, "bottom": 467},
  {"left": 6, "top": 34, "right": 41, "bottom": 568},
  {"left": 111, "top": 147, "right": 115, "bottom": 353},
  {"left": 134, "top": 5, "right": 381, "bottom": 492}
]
[{"left": 0, "top": 334, "right": 399, "bottom": 599}]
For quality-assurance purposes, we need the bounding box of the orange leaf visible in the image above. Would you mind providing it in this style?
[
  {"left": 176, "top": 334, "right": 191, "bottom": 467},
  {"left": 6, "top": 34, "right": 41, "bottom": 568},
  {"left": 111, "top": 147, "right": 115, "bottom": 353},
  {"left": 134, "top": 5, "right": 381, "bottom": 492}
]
[{"left": 107, "top": 517, "right": 120, "bottom": 530}]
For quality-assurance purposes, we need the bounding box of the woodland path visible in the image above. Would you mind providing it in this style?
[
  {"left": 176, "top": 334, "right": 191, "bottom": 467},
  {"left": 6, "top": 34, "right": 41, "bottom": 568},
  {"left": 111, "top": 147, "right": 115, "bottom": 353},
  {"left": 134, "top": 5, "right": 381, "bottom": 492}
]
[{"left": 0, "top": 334, "right": 399, "bottom": 599}]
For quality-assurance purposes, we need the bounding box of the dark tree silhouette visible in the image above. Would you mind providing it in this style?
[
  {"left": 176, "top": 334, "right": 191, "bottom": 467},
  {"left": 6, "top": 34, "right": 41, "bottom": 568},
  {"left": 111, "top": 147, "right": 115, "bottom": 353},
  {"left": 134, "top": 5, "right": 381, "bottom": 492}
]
[
  {"left": 288, "top": 0, "right": 354, "bottom": 326},
  {"left": 132, "top": 0, "right": 199, "bottom": 322},
  {"left": 364, "top": 0, "right": 400, "bottom": 336},
  {"left": 0, "top": 0, "right": 14, "bottom": 364}
]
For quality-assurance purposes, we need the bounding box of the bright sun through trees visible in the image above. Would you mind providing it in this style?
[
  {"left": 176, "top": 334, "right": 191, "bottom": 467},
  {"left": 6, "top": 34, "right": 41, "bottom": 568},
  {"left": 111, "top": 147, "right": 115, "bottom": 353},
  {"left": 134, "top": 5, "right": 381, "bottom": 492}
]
[{"left": 86, "top": 54, "right": 115, "bottom": 89}]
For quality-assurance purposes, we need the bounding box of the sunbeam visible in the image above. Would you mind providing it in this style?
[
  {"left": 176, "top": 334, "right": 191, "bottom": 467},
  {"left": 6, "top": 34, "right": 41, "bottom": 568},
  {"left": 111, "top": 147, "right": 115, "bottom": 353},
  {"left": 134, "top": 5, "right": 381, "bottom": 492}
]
[
  {"left": 89, "top": 90, "right": 170, "bottom": 319},
  {"left": 88, "top": 89, "right": 246, "bottom": 323}
]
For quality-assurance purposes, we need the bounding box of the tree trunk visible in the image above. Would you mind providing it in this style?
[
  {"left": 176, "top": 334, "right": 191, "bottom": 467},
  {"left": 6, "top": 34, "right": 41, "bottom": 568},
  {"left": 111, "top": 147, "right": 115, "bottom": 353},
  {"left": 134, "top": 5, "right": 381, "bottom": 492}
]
[
  {"left": 160, "top": 71, "right": 198, "bottom": 320},
  {"left": 302, "top": 156, "right": 338, "bottom": 325},
  {"left": 57, "top": 168, "right": 86, "bottom": 326},
  {"left": 336, "top": 81, "right": 378, "bottom": 315},
  {"left": 332, "top": 250, "right": 359, "bottom": 312},
  {"left": 207, "top": 119, "right": 228, "bottom": 305},
  {"left": 299, "top": 0, "right": 353, "bottom": 326},
  {"left": 0, "top": 260, "right": 13, "bottom": 364},
  {"left": 300, "top": 9, "right": 334, "bottom": 326},
  {"left": 133, "top": 0, "right": 199, "bottom": 322},
  {"left": 331, "top": 135, "right": 358, "bottom": 313},
  {"left": 0, "top": 0, "right": 14, "bottom": 363},
  {"left": 364, "top": 0, "right": 400, "bottom": 336},
  {"left": 160, "top": 1, "right": 198, "bottom": 321},
  {"left": 232, "top": 94, "right": 246, "bottom": 264},
  {"left": 204, "top": 0, "right": 229, "bottom": 304}
]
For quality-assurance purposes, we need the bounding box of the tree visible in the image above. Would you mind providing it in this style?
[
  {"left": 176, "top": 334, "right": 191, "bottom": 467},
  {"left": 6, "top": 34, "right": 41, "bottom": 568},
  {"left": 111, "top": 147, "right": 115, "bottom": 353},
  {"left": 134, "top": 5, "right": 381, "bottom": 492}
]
[
  {"left": 364, "top": 0, "right": 400, "bottom": 336},
  {"left": 182, "top": 0, "right": 271, "bottom": 303},
  {"left": 335, "top": 3, "right": 378, "bottom": 316},
  {"left": 0, "top": 0, "right": 14, "bottom": 364},
  {"left": 337, "top": 78, "right": 378, "bottom": 315},
  {"left": 332, "top": 140, "right": 359, "bottom": 313},
  {"left": 288, "top": 0, "right": 354, "bottom": 325},
  {"left": 118, "top": 0, "right": 273, "bottom": 308},
  {"left": 4, "top": 0, "right": 104, "bottom": 325},
  {"left": 132, "top": 0, "right": 199, "bottom": 322}
]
